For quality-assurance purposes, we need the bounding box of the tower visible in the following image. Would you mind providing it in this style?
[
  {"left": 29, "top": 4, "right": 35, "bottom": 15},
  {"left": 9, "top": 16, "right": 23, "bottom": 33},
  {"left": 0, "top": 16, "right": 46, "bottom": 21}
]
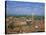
[
  {"left": 31, "top": 8, "right": 36, "bottom": 31},
  {"left": 32, "top": 12, "right": 35, "bottom": 27}
]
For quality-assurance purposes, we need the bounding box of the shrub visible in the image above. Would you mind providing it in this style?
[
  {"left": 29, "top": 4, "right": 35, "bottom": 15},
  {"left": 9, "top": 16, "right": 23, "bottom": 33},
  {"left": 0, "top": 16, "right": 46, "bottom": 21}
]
[{"left": 8, "top": 23, "right": 16, "bottom": 29}]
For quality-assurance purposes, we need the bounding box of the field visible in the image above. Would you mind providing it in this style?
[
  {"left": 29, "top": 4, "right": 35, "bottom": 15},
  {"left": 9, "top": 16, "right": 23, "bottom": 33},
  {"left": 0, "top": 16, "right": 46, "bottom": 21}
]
[{"left": 6, "top": 15, "right": 45, "bottom": 34}]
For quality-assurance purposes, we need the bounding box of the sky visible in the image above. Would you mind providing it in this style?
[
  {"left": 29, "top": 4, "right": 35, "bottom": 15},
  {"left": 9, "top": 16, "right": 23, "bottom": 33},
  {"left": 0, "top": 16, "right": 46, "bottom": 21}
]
[{"left": 6, "top": 1, "right": 44, "bottom": 16}]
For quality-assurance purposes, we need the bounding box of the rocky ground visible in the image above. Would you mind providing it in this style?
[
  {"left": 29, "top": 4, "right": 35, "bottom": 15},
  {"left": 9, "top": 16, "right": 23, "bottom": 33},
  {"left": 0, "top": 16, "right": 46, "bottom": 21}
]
[{"left": 5, "top": 16, "right": 45, "bottom": 34}]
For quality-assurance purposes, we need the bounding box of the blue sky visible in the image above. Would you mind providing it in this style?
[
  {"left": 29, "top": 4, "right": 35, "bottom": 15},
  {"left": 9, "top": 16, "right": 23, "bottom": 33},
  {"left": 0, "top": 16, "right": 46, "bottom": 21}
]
[{"left": 6, "top": 1, "right": 44, "bottom": 16}]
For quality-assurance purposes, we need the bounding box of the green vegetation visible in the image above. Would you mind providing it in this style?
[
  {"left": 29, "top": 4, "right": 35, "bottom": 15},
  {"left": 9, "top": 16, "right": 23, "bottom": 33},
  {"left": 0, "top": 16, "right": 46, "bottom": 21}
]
[{"left": 7, "top": 15, "right": 44, "bottom": 20}]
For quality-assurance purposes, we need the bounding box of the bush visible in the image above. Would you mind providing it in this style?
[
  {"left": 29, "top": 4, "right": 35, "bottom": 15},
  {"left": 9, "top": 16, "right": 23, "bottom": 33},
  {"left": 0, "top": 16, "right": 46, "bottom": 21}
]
[{"left": 8, "top": 23, "right": 16, "bottom": 29}]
